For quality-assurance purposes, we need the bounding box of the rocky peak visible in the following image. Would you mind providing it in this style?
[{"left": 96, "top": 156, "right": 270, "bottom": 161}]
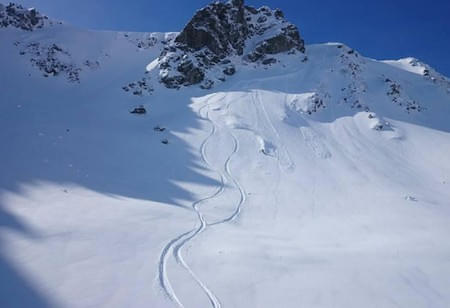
[
  {"left": 231, "top": 0, "right": 244, "bottom": 7},
  {"left": 154, "top": 0, "right": 306, "bottom": 89},
  {"left": 0, "top": 3, "right": 53, "bottom": 31},
  {"left": 175, "top": 0, "right": 248, "bottom": 57}
]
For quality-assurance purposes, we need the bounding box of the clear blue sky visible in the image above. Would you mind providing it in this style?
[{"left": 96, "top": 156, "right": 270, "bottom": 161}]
[{"left": 11, "top": 0, "right": 450, "bottom": 76}]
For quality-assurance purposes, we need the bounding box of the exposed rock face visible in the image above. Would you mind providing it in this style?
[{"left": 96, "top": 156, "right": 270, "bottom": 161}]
[
  {"left": 154, "top": 0, "right": 305, "bottom": 89},
  {"left": 248, "top": 24, "right": 304, "bottom": 61},
  {"left": 0, "top": 3, "right": 54, "bottom": 31},
  {"left": 175, "top": 1, "right": 247, "bottom": 56},
  {"left": 18, "top": 42, "right": 82, "bottom": 82},
  {"left": 385, "top": 78, "right": 425, "bottom": 113},
  {"left": 123, "top": 32, "right": 159, "bottom": 50}
]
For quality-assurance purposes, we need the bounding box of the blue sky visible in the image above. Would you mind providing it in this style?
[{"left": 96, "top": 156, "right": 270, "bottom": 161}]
[{"left": 12, "top": 0, "right": 450, "bottom": 76}]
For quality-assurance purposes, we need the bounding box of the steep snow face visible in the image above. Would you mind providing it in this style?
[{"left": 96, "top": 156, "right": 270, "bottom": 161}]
[{"left": 1, "top": 2, "right": 450, "bottom": 308}]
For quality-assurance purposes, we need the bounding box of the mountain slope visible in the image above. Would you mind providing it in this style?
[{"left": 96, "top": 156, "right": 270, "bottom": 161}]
[{"left": 1, "top": 2, "right": 450, "bottom": 308}]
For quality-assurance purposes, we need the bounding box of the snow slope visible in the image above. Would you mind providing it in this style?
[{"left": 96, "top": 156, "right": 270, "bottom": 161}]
[{"left": 1, "top": 3, "right": 450, "bottom": 308}]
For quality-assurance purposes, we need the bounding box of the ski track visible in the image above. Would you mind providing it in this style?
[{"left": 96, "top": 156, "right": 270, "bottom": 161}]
[
  {"left": 253, "top": 90, "right": 296, "bottom": 172},
  {"left": 158, "top": 229, "right": 195, "bottom": 308},
  {"left": 157, "top": 96, "right": 247, "bottom": 308}
]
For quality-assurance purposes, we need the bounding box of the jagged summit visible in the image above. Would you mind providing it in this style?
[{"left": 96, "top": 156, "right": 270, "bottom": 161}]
[
  {"left": 175, "top": 0, "right": 249, "bottom": 56},
  {"left": 153, "top": 0, "right": 305, "bottom": 89},
  {"left": 0, "top": 2, "right": 57, "bottom": 31}
]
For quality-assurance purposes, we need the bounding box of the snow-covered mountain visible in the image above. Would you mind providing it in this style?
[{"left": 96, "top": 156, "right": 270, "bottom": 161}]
[{"left": 1, "top": 1, "right": 450, "bottom": 308}]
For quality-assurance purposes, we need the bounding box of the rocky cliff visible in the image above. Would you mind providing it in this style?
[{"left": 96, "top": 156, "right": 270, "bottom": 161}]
[
  {"left": 153, "top": 0, "right": 305, "bottom": 89},
  {"left": 0, "top": 3, "right": 57, "bottom": 31}
]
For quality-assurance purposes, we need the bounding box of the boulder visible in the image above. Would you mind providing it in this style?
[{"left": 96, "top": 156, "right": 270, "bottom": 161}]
[
  {"left": 130, "top": 106, "right": 147, "bottom": 114},
  {"left": 262, "top": 58, "right": 277, "bottom": 65},
  {"left": 223, "top": 65, "right": 236, "bottom": 75}
]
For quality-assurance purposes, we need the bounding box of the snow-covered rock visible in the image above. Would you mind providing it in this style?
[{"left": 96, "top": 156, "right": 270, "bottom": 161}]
[
  {"left": 0, "top": 3, "right": 56, "bottom": 31},
  {"left": 153, "top": 0, "right": 305, "bottom": 89},
  {"left": 286, "top": 92, "right": 326, "bottom": 115},
  {"left": 18, "top": 42, "right": 82, "bottom": 82}
]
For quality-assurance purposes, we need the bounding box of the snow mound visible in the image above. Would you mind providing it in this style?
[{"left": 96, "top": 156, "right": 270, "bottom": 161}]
[{"left": 286, "top": 92, "right": 326, "bottom": 115}]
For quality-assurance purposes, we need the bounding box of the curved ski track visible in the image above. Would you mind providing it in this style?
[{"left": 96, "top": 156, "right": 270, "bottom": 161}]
[
  {"left": 157, "top": 97, "right": 247, "bottom": 308},
  {"left": 253, "top": 90, "right": 296, "bottom": 172}
]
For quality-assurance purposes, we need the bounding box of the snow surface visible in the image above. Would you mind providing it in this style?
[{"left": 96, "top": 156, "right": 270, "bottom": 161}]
[{"left": 1, "top": 15, "right": 450, "bottom": 308}]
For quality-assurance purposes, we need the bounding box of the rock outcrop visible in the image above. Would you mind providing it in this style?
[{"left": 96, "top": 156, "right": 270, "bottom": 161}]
[
  {"left": 0, "top": 3, "right": 55, "bottom": 31},
  {"left": 17, "top": 42, "right": 82, "bottom": 82},
  {"left": 153, "top": 0, "right": 305, "bottom": 89}
]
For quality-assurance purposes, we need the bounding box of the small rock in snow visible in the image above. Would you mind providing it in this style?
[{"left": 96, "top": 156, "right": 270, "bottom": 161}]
[{"left": 405, "top": 196, "right": 417, "bottom": 202}]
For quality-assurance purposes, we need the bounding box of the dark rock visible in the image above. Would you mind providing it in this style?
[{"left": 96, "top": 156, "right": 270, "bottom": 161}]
[
  {"left": 388, "top": 83, "right": 401, "bottom": 96},
  {"left": 21, "top": 42, "right": 82, "bottom": 82},
  {"left": 185, "top": 67, "right": 205, "bottom": 84},
  {"left": 154, "top": 126, "right": 166, "bottom": 132},
  {"left": 156, "top": 0, "right": 305, "bottom": 89},
  {"left": 200, "top": 79, "right": 214, "bottom": 90},
  {"left": 232, "top": 0, "right": 244, "bottom": 7},
  {"left": 257, "top": 16, "right": 267, "bottom": 23},
  {"left": 175, "top": 0, "right": 248, "bottom": 57},
  {"left": 260, "top": 6, "right": 272, "bottom": 16},
  {"left": 385, "top": 79, "right": 425, "bottom": 113},
  {"left": 374, "top": 124, "right": 383, "bottom": 131},
  {"left": 125, "top": 33, "right": 158, "bottom": 50},
  {"left": 0, "top": 3, "right": 50, "bottom": 31},
  {"left": 245, "top": 6, "right": 258, "bottom": 14},
  {"left": 130, "top": 106, "right": 147, "bottom": 114},
  {"left": 274, "top": 9, "right": 284, "bottom": 19},
  {"left": 132, "top": 78, "right": 153, "bottom": 96},
  {"left": 159, "top": 61, "right": 170, "bottom": 69},
  {"left": 161, "top": 75, "right": 186, "bottom": 89},
  {"left": 223, "top": 65, "right": 236, "bottom": 75},
  {"left": 262, "top": 58, "right": 277, "bottom": 65},
  {"left": 177, "top": 60, "right": 194, "bottom": 74},
  {"left": 247, "top": 52, "right": 264, "bottom": 62}
]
